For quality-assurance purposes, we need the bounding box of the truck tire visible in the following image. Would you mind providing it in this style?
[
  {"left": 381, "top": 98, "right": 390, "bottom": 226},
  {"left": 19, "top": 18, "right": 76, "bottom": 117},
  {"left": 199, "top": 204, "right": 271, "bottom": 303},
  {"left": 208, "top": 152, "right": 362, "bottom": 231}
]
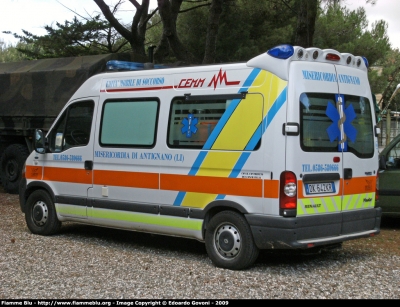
[
  {"left": 25, "top": 190, "right": 61, "bottom": 235},
  {"left": 205, "top": 210, "right": 259, "bottom": 270},
  {"left": 0, "top": 144, "right": 30, "bottom": 194},
  {"left": 0, "top": 143, "right": 7, "bottom": 185}
]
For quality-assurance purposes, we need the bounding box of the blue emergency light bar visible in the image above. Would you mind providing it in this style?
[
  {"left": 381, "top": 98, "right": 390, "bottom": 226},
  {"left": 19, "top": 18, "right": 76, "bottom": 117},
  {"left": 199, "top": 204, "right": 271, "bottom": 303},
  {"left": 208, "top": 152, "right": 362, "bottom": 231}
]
[
  {"left": 266, "top": 44, "right": 369, "bottom": 68},
  {"left": 106, "top": 60, "right": 168, "bottom": 71}
]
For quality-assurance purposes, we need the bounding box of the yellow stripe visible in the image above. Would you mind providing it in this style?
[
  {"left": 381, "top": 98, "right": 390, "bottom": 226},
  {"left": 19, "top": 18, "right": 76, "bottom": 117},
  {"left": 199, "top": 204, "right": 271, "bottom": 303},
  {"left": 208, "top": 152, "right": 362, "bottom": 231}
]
[
  {"left": 211, "top": 94, "right": 263, "bottom": 150},
  {"left": 180, "top": 152, "right": 242, "bottom": 207},
  {"left": 180, "top": 71, "right": 288, "bottom": 208},
  {"left": 298, "top": 192, "right": 376, "bottom": 216},
  {"left": 196, "top": 151, "right": 242, "bottom": 177},
  {"left": 297, "top": 196, "right": 341, "bottom": 216}
]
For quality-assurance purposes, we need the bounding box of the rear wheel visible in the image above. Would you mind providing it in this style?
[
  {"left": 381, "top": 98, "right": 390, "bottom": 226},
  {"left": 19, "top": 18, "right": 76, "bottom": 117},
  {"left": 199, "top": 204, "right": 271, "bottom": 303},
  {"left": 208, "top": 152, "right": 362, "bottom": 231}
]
[
  {"left": 25, "top": 190, "right": 61, "bottom": 235},
  {"left": 0, "top": 144, "right": 29, "bottom": 194},
  {"left": 205, "top": 211, "right": 259, "bottom": 270}
]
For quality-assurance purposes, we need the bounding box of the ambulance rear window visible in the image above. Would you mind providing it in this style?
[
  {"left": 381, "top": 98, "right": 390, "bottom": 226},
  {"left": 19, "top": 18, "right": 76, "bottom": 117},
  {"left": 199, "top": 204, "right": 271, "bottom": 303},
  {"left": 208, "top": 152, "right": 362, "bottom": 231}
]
[{"left": 300, "top": 93, "right": 374, "bottom": 158}]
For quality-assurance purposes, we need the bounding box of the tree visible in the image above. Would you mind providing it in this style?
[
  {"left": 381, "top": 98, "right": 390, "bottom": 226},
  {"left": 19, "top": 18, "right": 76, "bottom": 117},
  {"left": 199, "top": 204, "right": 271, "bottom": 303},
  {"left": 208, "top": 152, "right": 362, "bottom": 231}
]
[
  {"left": 313, "top": 5, "right": 390, "bottom": 66},
  {"left": 293, "top": 0, "right": 319, "bottom": 47},
  {"left": 94, "top": 0, "right": 158, "bottom": 62},
  {"left": 202, "top": 0, "right": 224, "bottom": 64},
  {"left": 369, "top": 49, "right": 400, "bottom": 112},
  {"left": 154, "top": 0, "right": 197, "bottom": 64},
  {"left": 3, "top": 1, "right": 132, "bottom": 59},
  {"left": 176, "top": 0, "right": 295, "bottom": 63},
  {"left": 0, "top": 40, "right": 29, "bottom": 63}
]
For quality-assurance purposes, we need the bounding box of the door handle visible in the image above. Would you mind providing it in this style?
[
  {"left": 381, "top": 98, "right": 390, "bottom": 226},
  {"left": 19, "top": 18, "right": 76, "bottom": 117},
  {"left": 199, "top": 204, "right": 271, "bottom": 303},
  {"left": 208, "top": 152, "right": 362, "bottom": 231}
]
[
  {"left": 344, "top": 168, "right": 352, "bottom": 179},
  {"left": 84, "top": 160, "right": 93, "bottom": 170}
]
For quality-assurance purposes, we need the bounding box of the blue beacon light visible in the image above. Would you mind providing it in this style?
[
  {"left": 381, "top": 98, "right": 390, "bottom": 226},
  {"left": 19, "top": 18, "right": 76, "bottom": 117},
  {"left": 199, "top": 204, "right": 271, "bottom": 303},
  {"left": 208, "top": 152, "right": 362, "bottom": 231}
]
[{"left": 267, "top": 44, "right": 294, "bottom": 59}]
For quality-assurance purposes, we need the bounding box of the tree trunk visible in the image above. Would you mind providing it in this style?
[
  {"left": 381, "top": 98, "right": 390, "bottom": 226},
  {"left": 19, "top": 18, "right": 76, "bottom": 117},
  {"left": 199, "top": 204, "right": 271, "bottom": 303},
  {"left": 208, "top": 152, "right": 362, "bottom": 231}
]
[
  {"left": 93, "top": 0, "right": 149, "bottom": 61},
  {"left": 203, "top": 0, "right": 224, "bottom": 64},
  {"left": 156, "top": 0, "right": 198, "bottom": 64},
  {"left": 294, "top": 0, "right": 318, "bottom": 48}
]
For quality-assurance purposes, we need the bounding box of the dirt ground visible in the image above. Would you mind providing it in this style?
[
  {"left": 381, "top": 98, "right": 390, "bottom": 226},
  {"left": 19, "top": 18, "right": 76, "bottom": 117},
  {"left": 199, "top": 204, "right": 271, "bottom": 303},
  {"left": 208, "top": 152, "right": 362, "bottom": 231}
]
[{"left": 1, "top": 187, "right": 399, "bottom": 256}]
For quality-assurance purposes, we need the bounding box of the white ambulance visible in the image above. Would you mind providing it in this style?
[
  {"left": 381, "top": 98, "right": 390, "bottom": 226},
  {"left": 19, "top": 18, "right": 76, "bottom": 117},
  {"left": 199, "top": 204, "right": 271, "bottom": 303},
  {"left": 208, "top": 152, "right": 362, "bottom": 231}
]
[{"left": 19, "top": 44, "right": 381, "bottom": 270}]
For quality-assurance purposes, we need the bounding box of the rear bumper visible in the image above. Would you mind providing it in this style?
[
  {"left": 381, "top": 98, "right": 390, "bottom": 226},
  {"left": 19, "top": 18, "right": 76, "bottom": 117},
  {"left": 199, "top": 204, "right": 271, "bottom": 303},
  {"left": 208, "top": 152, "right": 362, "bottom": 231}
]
[{"left": 246, "top": 207, "right": 382, "bottom": 250}]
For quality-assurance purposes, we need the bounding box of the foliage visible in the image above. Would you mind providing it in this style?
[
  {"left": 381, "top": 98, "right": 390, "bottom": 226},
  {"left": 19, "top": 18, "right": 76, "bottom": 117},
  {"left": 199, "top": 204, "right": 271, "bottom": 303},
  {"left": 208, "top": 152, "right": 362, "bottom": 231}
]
[
  {"left": 3, "top": 15, "right": 130, "bottom": 59},
  {"left": 176, "top": 0, "right": 295, "bottom": 63},
  {"left": 0, "top": 0, "right": 395, "bottom": 71},
  {"left": 313, "top": 5, "right": 391, "bottom": 66},
  {"left": 0, "top": 40, "right": 30, "bottom": 63},
  {"left": 369, "top": 48, "right": 400, "bottom": 111}
]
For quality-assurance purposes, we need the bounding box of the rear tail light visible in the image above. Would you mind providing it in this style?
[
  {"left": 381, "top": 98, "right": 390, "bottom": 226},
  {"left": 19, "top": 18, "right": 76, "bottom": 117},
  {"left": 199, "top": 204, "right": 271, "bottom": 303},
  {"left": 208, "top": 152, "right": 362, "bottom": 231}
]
[
  {"left": 375, "top": 172, "right": 379, "bottom": 202},
  {"left": 280, "top": 171, "right": 297, "bottom": 217}
]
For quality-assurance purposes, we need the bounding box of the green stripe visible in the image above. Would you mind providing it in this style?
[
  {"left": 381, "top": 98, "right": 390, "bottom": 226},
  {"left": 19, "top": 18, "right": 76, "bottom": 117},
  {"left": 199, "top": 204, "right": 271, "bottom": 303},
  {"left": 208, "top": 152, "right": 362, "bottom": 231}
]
[
  {"left": 91, "top": 208, "right": 203, "bottom": 231},
  {"left": 56, "top": 204, "right": 87, "bottom": 217},
  {"left": 297, "top": 196, "right": 341, "bottom": 216}
]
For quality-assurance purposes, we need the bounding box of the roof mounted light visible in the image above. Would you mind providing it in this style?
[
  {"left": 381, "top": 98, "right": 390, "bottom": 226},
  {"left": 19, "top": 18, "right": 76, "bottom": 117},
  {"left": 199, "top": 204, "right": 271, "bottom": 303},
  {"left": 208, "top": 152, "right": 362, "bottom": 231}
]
[
  {"left": 346, "top": 56, "right": 352, "bottom": 65},
  {"left": 312, "top": 51, "right": 319, "bottom": 59},
  {"left": 326, "top": 53, "right": 340, "bottom": 61},
  {"left": 297, "top": 49, "right": 304, "bottom": 59},
  {"left": 105, "top": 60, "right": 168, "bottom": 71},
  {"left": 362, "top": 57, "right": 369, "bottom": 68},
  {"left": 267, "top": 44, "right": 294, "bottom": 59}
]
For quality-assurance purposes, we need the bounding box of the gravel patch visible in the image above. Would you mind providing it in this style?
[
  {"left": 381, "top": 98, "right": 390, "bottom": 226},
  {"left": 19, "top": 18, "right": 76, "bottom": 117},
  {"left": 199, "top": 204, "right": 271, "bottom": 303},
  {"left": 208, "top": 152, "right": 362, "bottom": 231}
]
[{"left": 1, "top": 190, "right": 399, "bottom": 299}]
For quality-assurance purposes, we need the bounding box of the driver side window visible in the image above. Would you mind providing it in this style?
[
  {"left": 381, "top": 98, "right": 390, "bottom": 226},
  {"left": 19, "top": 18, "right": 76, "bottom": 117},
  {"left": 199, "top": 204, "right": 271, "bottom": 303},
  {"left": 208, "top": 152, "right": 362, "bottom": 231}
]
[{"left": 49, "top": 100, "right": 94, "bottom": 152}]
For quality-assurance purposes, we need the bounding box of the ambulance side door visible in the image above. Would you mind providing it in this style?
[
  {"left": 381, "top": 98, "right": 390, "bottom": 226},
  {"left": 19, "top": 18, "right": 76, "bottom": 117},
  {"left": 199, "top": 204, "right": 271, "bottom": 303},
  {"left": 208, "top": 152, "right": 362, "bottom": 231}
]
[{"left": 43, "top": 99, "right": 97, "bottom": 219}]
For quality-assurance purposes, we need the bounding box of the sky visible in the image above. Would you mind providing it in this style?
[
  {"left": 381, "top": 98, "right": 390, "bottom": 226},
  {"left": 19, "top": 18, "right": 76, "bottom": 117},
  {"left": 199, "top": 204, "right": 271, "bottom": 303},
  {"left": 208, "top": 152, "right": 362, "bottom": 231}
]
[{"left": 0, "top": 0, "right": 399, "bottom": 50}]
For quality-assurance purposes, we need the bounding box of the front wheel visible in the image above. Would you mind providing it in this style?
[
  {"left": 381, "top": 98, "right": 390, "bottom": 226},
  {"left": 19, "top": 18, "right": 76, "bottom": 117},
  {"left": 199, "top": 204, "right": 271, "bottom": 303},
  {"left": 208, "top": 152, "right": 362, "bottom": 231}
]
[
  {"left": 205, "top": 211, "right": 259, "bottom": 270},
  {"left": 25, "top": 190, "right": 61, "bottom": 235}
]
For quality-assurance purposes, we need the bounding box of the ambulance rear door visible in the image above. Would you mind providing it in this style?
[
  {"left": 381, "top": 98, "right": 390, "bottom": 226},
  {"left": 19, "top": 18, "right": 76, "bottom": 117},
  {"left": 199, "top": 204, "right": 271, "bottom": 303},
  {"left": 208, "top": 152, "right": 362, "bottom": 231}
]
[
  {"left": 286, "top": 60, "right": 376, "bottom": 226},
  {"left": 286, "top": 61, "right": 344, "bottom": 227},
  {"left": 335, "top": 64, "right": 377, "bottom": 222}
]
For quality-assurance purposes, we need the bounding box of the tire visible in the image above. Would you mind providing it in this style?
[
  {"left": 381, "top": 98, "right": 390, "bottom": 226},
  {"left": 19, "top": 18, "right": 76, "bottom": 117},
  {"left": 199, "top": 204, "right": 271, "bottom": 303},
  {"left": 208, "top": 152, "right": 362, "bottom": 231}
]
[
  {"left": 25, "top": 190, "right": 61, "bottom": 235},
  {"left": 0, "top": 144, "right": 30, "bottom": 194},
  {"left": 205, "top": 211, "right": 259, "bottom": 270}
]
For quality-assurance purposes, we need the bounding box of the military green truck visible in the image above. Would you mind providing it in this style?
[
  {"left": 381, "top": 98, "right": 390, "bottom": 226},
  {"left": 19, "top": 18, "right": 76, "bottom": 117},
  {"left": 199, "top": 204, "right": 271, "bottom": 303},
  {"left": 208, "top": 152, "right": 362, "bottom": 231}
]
[{"left": 0, "top": 53, "right": 138, "bottom": 194}]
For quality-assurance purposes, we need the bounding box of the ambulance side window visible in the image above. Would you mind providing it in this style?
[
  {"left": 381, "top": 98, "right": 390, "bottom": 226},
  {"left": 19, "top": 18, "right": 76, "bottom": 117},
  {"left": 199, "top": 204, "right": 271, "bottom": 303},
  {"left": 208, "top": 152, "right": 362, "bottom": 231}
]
[
  {"left": 167, "top": 97, "right": 225, "bottom": 149},
  {"left": 48, "top": 100, "right": 94, "bottom": 152},
  {"left": 100, "top": 98, "right": 159, "bottom": 147},
  {"left": 167, "top": 96, "right": 262, "bottom": 150}
]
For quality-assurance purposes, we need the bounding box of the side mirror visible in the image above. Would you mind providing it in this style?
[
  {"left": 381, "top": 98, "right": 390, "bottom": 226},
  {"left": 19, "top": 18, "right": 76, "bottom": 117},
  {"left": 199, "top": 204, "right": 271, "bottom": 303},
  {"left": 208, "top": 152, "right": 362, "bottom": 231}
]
[
  {"left": 34, "top": 129, "right": 47, "bottom": 154},
  {"left": 379, "top": 155, "right": 386, "bottom": 170}
]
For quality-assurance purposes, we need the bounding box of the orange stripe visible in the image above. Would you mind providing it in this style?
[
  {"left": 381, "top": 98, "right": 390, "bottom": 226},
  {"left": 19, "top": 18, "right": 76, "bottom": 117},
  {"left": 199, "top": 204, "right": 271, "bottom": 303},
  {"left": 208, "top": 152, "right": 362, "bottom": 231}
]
[
  {"left": 160, "top": 174, "right": 262, "bottom": 197},
  {"left": 40, "top": 167, "right": 263, "bottom": 197},
  {"left": 26, "top": 165, "right": 43, "bottom": 180},
  {"left": 94, "top": 170, "right": 159, "bottom": 189},
  {"left": 344, "top": 176, "right": 376, "bottom": 194},
  {"left": 264, "top": 179, "right": 279, "bottom": 198},
  {"left": 43, "top": 167, "right": 92, "bottom": 184}
]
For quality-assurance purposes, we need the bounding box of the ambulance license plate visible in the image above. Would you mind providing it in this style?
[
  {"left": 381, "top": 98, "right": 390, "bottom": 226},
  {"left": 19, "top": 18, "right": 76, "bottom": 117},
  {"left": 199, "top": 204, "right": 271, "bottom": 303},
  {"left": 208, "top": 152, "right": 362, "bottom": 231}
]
[{"left": 305, "top": 182, "right": 335, "bottom": 194}]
